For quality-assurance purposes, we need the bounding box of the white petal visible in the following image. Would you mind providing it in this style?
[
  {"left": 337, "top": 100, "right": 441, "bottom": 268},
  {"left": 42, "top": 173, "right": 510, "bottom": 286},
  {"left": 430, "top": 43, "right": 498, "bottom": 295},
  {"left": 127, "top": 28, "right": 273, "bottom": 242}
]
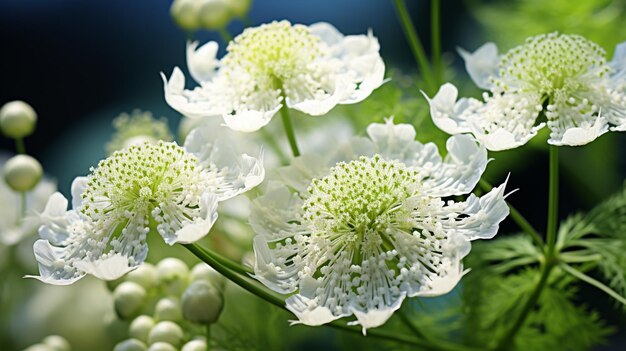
[
  {"left": 275, "top": 154, "right": 327, "bottom": 194},
  {"left": 166, "top": 193, "right": 219, "bottom": 244},
  {"left": 222, "top": 105, "right": 280, "bottom": 132},
  {"left": 458, "top": 42, "right": 499, "bottom": 90},
  {"left": 286, "top": 295, "right": 345, "bottom": 326},
  {"left": 452, "top": 179, "right": 510, "bottom": 240},
  {"left": 287, "top": 79, "right": 352, "bottom": 116},
  {"left": 26, "top": 239, "right": 85, "bottom": 285},
  {"left": 348, "top": 294, "right": 406, "bottom": 335},
  {"left": 550, "top": 116, "right": 609, "bottom": 146},
  {"left": 74, "top": 254, "right": 136, "bottom": 281},
  {"left": 161, "top": 67, "right": 223, "bottom": 119},
  {"left": 366, "top": 118, "right": 428, "bottom": 162},
  {"left": 252, "top": 236, "right": 300, "bottom": 294},
  {"left": 71, "top": 176, "right": 88, "bottom": 209},
  {"left": 38, "top": 192, "right": 74, "bottom": 245},
  {"left": 309, "top": 22, "right": 344, "bottom": 46},
  {"left": 610, "top": 41, "right": 626, "bottom": 72},
  {"left": 186, "top": 40, "right": 219, "bottom": 83},
  {"left": 423, "top": 83, "right": 472, "bottom": 135}
]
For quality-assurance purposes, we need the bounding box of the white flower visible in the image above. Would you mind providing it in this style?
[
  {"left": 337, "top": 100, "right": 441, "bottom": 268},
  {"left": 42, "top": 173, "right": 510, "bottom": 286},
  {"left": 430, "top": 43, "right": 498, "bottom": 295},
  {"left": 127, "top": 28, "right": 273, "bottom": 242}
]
[
  {"left": 0, "top": 156, "right": 56, "bottom": 246},
  {"left": 426, "top": 33, "right": 626, "bottom": 150},
  {"left": 162, "top": 20, "right": 385, "bottom": 132},
  {"left": 28, "top": 130, "right": 263, "bottom": 285},
  {"left": 250, "top": 119, "right": 509, "bottom": 333}
]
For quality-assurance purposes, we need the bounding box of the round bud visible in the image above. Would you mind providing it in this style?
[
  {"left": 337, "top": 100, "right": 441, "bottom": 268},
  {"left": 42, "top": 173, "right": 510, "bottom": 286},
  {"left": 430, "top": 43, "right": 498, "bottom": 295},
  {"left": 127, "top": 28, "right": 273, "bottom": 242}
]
[
  {"left": 182, "top": 280, "right": 223, "bottom": 324},
  {"left": 42, "top": 335, "right": 71, "bottom": 351},
  {"left": 0, "top": 100, "right": 37, "bottom": 139},
  {"left": 129, "top": 315, "right": 155, "bottom": 343},
  {"left": 113, "top": 281, "right": 147, "bottom": 319},
  {"left": 154, "top": 297, "right": 183, "bottom": 322},
  {"left": 114, "top": 339, "right": 147, "bottom": 351},
  {"left": 156, "top": 258, "right": 189, "bottom": 295},
  {"left": 23, "top": 344, "right": 53, "bottom": 351},
  {"left": 190, "top": 263, "right": 224, "bottom": 288},
  {"left": 170, "top": 0, "right": 202, "bottom": 31},
  {"left": 3, "top": 155, "right": 43, "bottom": 192},
  {"left": 198, "top": 0, "right": 232, "bottom": 30},
  {"left": 227, "top": 0, "right": 251, "bottom": 18},
  {"left": 126, "top": 263, "right": 157, "bottom": 290},
  {"left": 182, "top": 339, "right": 207, "bottom": 351},
  {"left": 148, "top": 321, "right": 184, "bottom": 347},
  {"left": 147, "top": 342, "right": 177, "bottom": 351}
]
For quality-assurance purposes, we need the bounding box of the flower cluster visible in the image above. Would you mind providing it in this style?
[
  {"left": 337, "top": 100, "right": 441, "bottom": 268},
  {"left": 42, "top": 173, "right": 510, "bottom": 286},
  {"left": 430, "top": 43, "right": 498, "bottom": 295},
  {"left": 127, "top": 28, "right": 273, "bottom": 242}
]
[
  {"left": 28, "top": 127, "right": 263, "bottom": 285},
  {"left": 251, "top": 119, "right": 509, "bottom": 332},
  {"left": 162, "top": 20, "right": 384, "bottom": 132},
  {"left": 426, "top": 33, "right": 626, "bottom": 150},
  {"left": 106, "top": 110, "right": 173, "bottom": 155}
]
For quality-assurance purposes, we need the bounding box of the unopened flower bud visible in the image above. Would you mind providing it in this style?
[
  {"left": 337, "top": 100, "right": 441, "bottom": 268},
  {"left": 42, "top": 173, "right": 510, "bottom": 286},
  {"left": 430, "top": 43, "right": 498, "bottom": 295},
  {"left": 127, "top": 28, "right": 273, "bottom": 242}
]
[
  {"left": 182, "top": 280, "right": 223, "bottom": 324},
  {"left": 42, "top": 335, "right": 71, "bottom": 351},
  {"left": 3, "top": 155, "right": 42, "bottom": 192},
  {"left": 129, "top": 315, "right": 155, "bottom": 343},
  {"left": 126, "top": 263, "right": 157, "bottom": 290},
  {"left": 0, "top": 100, "right": 37, "bottom": 139},
  {"left": 182, "top": 339, "right": 207, "bottom": 351},
  {"left": 148, "top": 321, "right": 184, "bottom": 347},
  {"left": 114, "top": 281, "right": 147, "bottom": 319},
  {"left": 155, "top": 297, "right": 183, "bottom": 322},
  {"left": 190, "top": 263, "right": 224, "bottom": 288},
  {"left": 23, "top": 344, "right": 53, "bottom": 351},
  {"left": 156, "top": 258, "right": 189, "bottom": 295},
  {"left": 198, "top": 0, "right": 232, "bottom": 30},
  {"left": 114, "top": 339, "right": 147, "bottom": 351},
  {"left": 147, "top": 342, "right": 177, "bottom": 351},
  {"left": 170, "top": 0, "right": 202, "bottom": 31}
]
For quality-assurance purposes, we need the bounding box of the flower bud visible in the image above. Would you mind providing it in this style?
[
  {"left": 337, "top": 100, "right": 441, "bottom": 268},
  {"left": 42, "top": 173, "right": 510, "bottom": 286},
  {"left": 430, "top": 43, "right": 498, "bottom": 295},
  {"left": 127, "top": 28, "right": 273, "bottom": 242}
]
[
  {"left": 170, "top": 0, "right": 202, "bottom": 31},
  {"left": 23, "top": 344, "right": 53, "bottom": 351},
  {"left": 198, "top": 0, "right": 232, "bottom": 29},
  {"left": 129, "top": 315, "right": 155, "bottom": 343},
  {"left": 182, "top": 339, "right": 207, "bottom": 351},
  {"left": 181, "top": 280, "right": 223, "bottom": 324},
  {"left": 3, "top": 154, "right": 43, "bottom": 192},
  {"left": 190, "top": 263, "right": 224, "bottom": 288},
  {"left": 148, "top": 321, "right": 184, "bottom": 347},
  {"left": 113, "top": 281, "right": 147, "bottom": 319},
  {"left": 147, "top": 342, "right": 177, "bottom": 351},
  {"left": 42, "top": 335, "right": 71, "bottom": 351},
  {"left": 227, "top": 0, "right": 251, "bottom": 18},
  {"left": 114, "top": 339, "right": 147, "bottom": 351},
  {"left": 126, "top": 263, "right": 157, "bottom": 290},
  {"left": 156, "top": 258, "right": 189, "bottom": 295},
  {"left": 154, "top": 297, "right": 183, "bottom": 322},
  {"left": 0, "top": 100, "right": 37, "bottom": 139}
]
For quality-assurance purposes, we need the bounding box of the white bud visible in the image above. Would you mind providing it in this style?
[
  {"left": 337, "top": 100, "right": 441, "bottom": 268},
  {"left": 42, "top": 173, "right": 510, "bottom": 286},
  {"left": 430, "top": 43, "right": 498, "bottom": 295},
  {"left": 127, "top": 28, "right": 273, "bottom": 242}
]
[
  {"left": 227, "top": 0, "right": 251, "bottom": 18},
  {"left": 114, "top": 339, "right": 147, "bottom": 351},
  {"left": 129, "top": 315, "right": 155, "bottom": 343},
  {"left": 156, "top": 258, "right": 189, "bottom": 295},
  {"left": 170, "top": 0, "right": 202, "bottom": 31},
  {"left": 190, "top": 263, "right": 224, "bottom": 288},
  {"left": 114, "top": 281, "right": 147, "bottom": 319},
  {"left": 23, "top": 344, "right": 53, "bottom": 351},
  {"left": 42, "top": 335, "right": 71, "bottom": 351},
  {"left": 182, "top": 280, "right": 223, "bottom": 324},
  {"left": 182, "top": 339, "right": 207, "bottom": 351},
  {"left": 126, "top": 263, "right": 157, "bottom": 290},
  {"left": 154, "top": 297, "right": 183, "bottom": 322},
  {"left": 0, "top": 100, "right": 37, "bottom": 139},
  {"left": 147, "top": 342, "right": 177, "bottom": 351},
  {"left": 199, "top": 0, "right": 232, "bottom": 29},
  {"left": 148, "top": 321, "right": 184, "bottom": 347},
  {"left": 3, "top": 154, "right": 43, "bottom": 192}
]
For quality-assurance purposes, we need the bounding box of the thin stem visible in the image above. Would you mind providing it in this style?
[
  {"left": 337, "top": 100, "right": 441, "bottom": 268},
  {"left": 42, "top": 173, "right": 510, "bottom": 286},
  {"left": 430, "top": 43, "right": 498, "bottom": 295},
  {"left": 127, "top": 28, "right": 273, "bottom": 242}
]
[
  {"left": 430, "top": 0, "right": 442, "bottom": 85},
  {"left": 15, "top": 138, "right": 25, "bottom": 154},
  {"left": 206, "top": 324, "right": 212, "bottom": 349},
  {"left": 18, "top": 192, "right": 26, "bottom": 225},
  {"left": 392, "top": 0, "right": 436, "bottom": 93},
  {"left": 561, "top": 263, "right": 626, "bottom": 306},
  {"left": 279, "top": 104, "right": 300, "bottom": 157},
  {"left": 546, "top": 146, "right": 559, "bottom": 256},
  {"left": 479, "top": 179, "right": 543, "bottom": 247},
  {"left": 494, "top": 260, "right": 555, "bottom": 351},
  {"left": 183, "top": 243, "right": 478, "bottom": 351},
  {"left": 398, "top": 309, "right": 427, "bottom": 339},
  {"left": 188, "top": 243, "right": 253, "bottom": 276},
  {"left": 218, "top": 28, "right": 233, "bottom": 43}
]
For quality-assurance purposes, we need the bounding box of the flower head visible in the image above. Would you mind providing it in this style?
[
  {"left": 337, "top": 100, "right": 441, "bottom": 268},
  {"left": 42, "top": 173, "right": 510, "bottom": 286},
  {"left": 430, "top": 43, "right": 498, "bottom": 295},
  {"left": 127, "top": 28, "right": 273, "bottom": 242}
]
[
  {"left": 426, "top": 33, "right": 626, "bottom": 150},
  {"left": 162, "top": 20, "right": 385, "bottom": 132},
  {"left": 29, "top": 128, "right": 263, "bottom": 285},
  {"left": 106, "top": 110, "right": 173, "bottom": 155},
  {"left": 251, "top": 119, "right": 509, "bottom": 332}
]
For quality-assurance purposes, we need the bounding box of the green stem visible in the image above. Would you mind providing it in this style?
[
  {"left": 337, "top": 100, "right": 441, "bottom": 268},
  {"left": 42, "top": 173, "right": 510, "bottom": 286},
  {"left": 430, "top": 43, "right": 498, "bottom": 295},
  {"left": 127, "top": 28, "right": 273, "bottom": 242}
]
[
  {"left": 392, "top": 0, "right": 436, "bottom": 93},
  {"left": 15, "top": 138, "right": 25, "bottom": 154},
  {"left": 561, "top": 263, "right": 626, "bottom": 306},
  {"left": 545, "top": 146, "right": 559, "bottom": 256},
  {"left": 206, "top": 324, "right": 212, "bottom": 350},
  {"left": 494, "top": 260, "right": 555, "bottom": 351},
  {"left": 431, "top": 0, "right": 442, "bottom": 85},
  {"left": 18, "top": 192, "right": 26, "bottom": 225},
  {"left": 218, "top": 28, "right": 233, "bottom": 43},
  {"left": 279, "top": 105, "right": 300, "bottom": 157},
  {"left": 183, "top": 243, "right": 477, "bottom": 351},
  {"left": 479, "top": 179, "right": 544, "bottom": 247}
]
